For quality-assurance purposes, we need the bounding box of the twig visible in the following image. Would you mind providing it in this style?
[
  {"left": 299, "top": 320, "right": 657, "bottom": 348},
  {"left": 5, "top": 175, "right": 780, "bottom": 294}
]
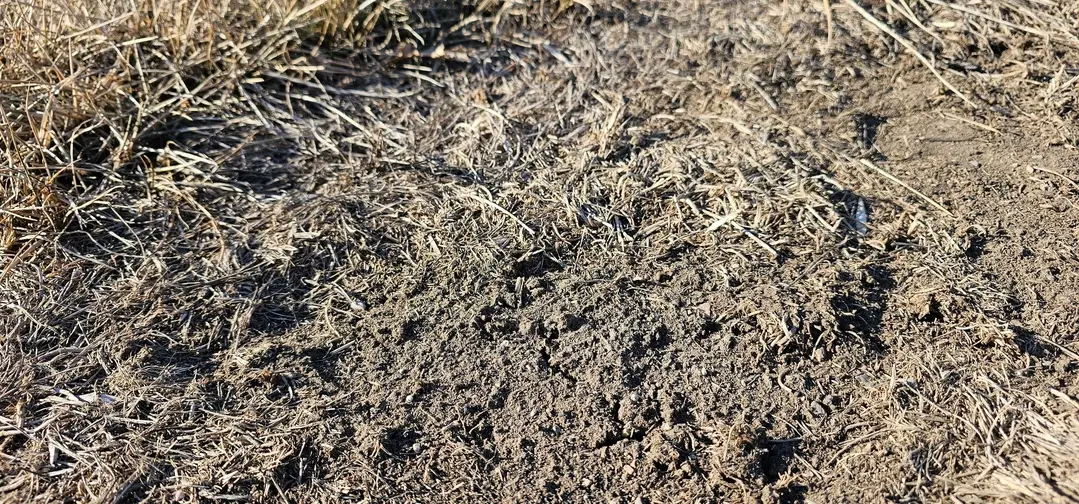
[
  {"left": 463, "top": 192, "right": 535, "bottom": 236},
  {"left": 859, "top": 159, "right": 954, "bottom": 216},
  {"left": 738, "top": 225, "right": 779, "bottom": 258},
  {"left": 886, "top": 0, "right": 943, "bottom": 45},
  {"left": 1041, "top": 339, "right": 1079, "bottom": 361},
  {"left": 939, "top": 111, "right": 1002, "bottom": 134},
  {"left": 924, "top": 0, "right": 1049, "bottom": 39},
  {"left": 846, "top": 0, "right": 975, "bottom": 108},
  {"left": 1030, "top": 165, "right": 1079, "bottom": 193},
  {"left": 746, "top": 78, "right": 779, "bottom": 112}
]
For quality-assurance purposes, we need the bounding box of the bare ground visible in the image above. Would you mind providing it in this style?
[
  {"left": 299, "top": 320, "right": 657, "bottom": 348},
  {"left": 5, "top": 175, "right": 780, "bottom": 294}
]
[{"left": 3, "top": 1, "right": 1079, "bottom": 503}]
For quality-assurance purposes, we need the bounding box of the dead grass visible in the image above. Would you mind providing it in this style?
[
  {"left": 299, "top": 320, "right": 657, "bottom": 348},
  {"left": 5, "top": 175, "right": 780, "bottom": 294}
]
[
  {"left": 0, "top": 0, "right": 422, "bottom": 259},
  {"left": 2, "top": 0, "right": 1079, "bottom": 502}
]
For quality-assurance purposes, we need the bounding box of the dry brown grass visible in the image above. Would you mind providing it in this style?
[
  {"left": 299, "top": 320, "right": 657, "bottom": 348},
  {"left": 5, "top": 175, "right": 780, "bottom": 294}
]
[
  {"left": 0, "top": 0, "right": 442, "bottom": 262},
  {"left": 2, "top": 0, "right": 1079, "bottom": 502}
]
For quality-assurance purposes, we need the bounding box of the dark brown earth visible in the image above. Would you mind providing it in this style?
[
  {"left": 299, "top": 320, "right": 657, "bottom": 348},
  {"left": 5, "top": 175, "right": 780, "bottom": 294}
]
[{"left": 3, "top": 1, "right": 1079, "bottom": 503}]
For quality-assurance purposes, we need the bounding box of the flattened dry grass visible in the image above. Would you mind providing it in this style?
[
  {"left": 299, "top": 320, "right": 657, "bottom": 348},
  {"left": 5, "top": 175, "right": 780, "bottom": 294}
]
[
  {"left": 0, "top": 1, "right": 526, "bottom": 500},
  {"left": 2, "top": 0, "right": 1079, "bottom": 502}
]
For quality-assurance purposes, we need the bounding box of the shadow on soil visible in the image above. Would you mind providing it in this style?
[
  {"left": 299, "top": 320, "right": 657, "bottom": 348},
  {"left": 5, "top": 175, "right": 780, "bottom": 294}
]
[{"left": 830, "top": 264, "right": 895, "bottom": 354}]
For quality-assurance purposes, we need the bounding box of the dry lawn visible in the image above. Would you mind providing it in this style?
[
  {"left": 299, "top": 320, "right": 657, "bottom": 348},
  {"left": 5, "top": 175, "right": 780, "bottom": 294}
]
[{"left": 2, "top": 0, "right": 1079, "bottom": 502}]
